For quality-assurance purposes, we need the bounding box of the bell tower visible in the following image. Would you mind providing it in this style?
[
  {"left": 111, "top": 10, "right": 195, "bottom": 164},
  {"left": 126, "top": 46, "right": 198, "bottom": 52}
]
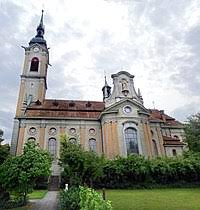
[{"left": 16, "top": 10, "right": 49, "bottom": 117}]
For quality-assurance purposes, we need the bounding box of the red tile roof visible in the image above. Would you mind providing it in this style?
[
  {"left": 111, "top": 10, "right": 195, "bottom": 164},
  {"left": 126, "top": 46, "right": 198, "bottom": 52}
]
[
  {"left": 149, "top": 109, "right": 182, "bottom": 126},
  {"left": 25, "top": 100, "right": 182, "bottom": 127},
  {"left": 162, "top": 135, "right": 185, "bottom": 146},
  {"left": 26, "top": 99, "right": 105, "bottom": 119}
]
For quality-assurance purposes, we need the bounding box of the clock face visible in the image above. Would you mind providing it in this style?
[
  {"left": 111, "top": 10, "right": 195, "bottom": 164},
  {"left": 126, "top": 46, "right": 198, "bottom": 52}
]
[{"left": 33, "top": 47, "right": 39, "bottom": 52}]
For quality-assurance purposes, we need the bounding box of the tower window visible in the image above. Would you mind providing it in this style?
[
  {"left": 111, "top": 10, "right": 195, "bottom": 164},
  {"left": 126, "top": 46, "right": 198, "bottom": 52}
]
[
  {"left": 30, "top": 57, "right": 39, "bottom": 72},
  {"left": 124, "top": 127, "right": 139, "bottom": 155}
]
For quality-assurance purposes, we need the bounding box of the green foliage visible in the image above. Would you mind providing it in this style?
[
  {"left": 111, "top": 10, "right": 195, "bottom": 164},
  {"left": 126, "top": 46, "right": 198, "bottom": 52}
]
[
  {"left": 59, "top": 134, "right": 105, "bottom": 187},
  {"left": 185, "top": 113, "right": 200, "bottom": 152},
  {"left": 0, "top": 143, "right": 10, "bottom": 164},
  {"left": 100, "top": 155, "right": 150, "bottom": 188},
  {"left": 95, "top": 154, "right": 200, "bottom": 188},
  {"left": 79, "top": 186, "right": 112, "bottom": 210},
  {"left": 0, "top": 142, "right": 51, "bottom": 205},
  {"left": 59, "top": 187, "right": 80, "bottom": 210}
]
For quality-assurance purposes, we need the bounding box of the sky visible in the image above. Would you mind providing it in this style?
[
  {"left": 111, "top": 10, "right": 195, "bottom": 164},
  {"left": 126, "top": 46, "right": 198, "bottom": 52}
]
[{"left": 1, "top": 0, "right": 200, "bottom": 143}]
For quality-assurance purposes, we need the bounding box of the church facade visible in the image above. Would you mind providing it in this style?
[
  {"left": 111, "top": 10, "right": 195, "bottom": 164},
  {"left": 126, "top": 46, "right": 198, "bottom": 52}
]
[{"left": 11, "top": 13, "right": 185, "bottom": 174}]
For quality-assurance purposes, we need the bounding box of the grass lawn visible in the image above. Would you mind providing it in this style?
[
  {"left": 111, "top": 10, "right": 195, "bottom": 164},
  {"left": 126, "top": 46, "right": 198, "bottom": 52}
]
[
  {"left": 28, "top": 189, "right": 47, "bottom": 199},
  {"left": 106, "top": 188, "right": 200, "bottom": 210},
  {"left": 8, "top": 190, "right": 47, "bottom": 210}
]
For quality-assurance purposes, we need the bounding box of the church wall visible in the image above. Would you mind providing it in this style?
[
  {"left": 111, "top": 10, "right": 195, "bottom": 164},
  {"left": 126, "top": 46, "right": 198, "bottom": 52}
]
[
  {"left": 101, "top": 120, "right": 120, "bottom": 159},
  {"left": 165, "top": 146, "right": 183, "bottom": 157},
  {"left": 142, "top": 122, "right": 153, "bottom": 157},
  {"left": 16, "top": 123, "right": 26, "bottom": 155},
  {"left": 101, "top": 101, "right": 153, "bottom": 158},
  {"left": 149, "top": 123, "right": 165, "bottom": 156},
  {"left": 16, "top": 80, "right": 26, "bottom": 117},
  {"left": 166, "top": 127, "right": 185, "bottom": 142},
  {"left": 15, "top": 118, "right": 103, "bottom": 157},
  {"left": 155, "top": 126, "right": 165, "bottom": 155}
]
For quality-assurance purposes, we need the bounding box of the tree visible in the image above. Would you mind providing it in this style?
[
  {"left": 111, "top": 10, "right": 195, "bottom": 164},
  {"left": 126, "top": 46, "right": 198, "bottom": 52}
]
[
  {"left": 0, "top": 143, "right": 9, "bottom": 165},
  {"left": 0, "top": 142, "right": 51, "bottom": 205},
  {"left": 59, "top": 135, "right": 105, "bottom": 187},
  {"left": 185, "top": 113, "right": 200, "bottom": 152},
  {"left": 0, "top": 140, "right": 10, "bottom": 206}
]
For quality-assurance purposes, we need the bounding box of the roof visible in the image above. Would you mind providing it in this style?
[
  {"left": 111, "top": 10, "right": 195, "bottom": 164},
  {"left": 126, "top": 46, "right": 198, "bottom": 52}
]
[
  {"left": 24, "top": 100, "right": 182, "bottom": 127},
  {"left": 26, "top": 99, "right": 105, "bottom": 119},
  {"left": 149, "top": 109, "right": 182, "bottom": 126},
  {"left": 162, "top": 135, "right": 185, "bottom": 146}
]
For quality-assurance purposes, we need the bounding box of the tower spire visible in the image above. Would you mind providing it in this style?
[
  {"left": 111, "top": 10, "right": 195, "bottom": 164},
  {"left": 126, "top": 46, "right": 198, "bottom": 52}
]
[
  {"left": 40, "top": 9, "right": 44, "bottom": 27},
  {"left": 29, "top": 10, "right": 47, "bottom": 47}
]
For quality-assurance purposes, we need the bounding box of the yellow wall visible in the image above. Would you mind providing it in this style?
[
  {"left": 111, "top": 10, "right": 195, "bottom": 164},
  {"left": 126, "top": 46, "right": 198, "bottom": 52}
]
[
  {"left": 142, "top": 123, "right": 153, "bottom": 157},
  {"left": 39, "top": 126, "right": 46, "bottom": 149},
  {"left": 156, "top": 127, "right": 165, "bottom": 155},
  {"left": 16, "top": 127, "right": 25, "bottom": 155},
  {"left": 102, "top": 121, "right": 119, "bottom": 159},
  {"left": 16, "top": 81, "right": 25, "bottom": 117}
]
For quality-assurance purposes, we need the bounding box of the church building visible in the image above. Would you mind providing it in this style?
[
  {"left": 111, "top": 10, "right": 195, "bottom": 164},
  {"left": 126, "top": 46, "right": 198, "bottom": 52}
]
[{"left": 11, "top": 12, "right": 185, "bottom": 175}]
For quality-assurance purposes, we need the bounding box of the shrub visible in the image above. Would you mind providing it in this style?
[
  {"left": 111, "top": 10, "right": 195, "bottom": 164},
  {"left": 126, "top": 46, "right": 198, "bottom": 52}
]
[
  {"left": 59, "top": 135, "right": 105, "bottom": 187},
  {"left": 59, "top": 187, "right": 80, "bottom": 210},
  {"left": 95, "top": 154, "right": 200, "bottom": 188},
  {"left": 79, "top": 186, "right": 112, "bottom": 210}
]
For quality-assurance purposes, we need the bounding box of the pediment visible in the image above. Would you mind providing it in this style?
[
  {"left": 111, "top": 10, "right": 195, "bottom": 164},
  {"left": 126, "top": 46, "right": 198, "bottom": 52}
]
[{"left": 101, "top": 98, "right": 149, "bottom": 117}]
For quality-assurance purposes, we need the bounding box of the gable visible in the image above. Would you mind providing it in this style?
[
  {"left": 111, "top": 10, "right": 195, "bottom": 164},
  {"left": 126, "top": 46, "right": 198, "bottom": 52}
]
[{"left": 100, "top": 98, "right": 149, "bottom": 118}]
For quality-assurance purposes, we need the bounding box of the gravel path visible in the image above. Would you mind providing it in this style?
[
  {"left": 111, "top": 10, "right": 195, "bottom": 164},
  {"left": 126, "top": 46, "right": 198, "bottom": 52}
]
[{"left": 31, "top": 191, "right": 59, "bottom": 210}]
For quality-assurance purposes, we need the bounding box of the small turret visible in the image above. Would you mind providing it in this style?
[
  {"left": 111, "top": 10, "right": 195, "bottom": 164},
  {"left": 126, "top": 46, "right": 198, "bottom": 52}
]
[{"left": 102, "top": 76, "right": 111, "bottom": 101}]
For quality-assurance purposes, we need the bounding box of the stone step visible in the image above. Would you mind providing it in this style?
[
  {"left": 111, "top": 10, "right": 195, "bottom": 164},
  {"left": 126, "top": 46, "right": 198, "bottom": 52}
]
[{"left": 49, "top": 175, "right": 59, "bottom": 191}]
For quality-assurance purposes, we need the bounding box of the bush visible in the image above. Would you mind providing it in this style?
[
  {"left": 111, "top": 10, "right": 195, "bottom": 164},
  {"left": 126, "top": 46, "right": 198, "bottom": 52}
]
[
  {"left": 94, "top": 154, "right": 200, "bottom": 188},
  {"left": 59, "top": 135, "right": 105, "bottom": 187},
  {"left": 79, "top": 186, "right": 112, "bottom": 210},
  {"left": 59, "top": 187, "right": 80, "bottom": 210}
]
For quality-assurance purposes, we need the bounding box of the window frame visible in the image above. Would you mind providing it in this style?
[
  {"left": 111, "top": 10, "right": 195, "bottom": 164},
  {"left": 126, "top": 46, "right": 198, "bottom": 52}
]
[
  {"left": 48, "top": 138, "right": 57, "bottom": 160},
  {"left": 89, "top": 138, "right": 97, "bottom": 152},
  {"left": 30, "top": 57, "right": 39, "bottom": 72},
  {"left": 124, "top": 127, "right": 139, "bottom": 155}
]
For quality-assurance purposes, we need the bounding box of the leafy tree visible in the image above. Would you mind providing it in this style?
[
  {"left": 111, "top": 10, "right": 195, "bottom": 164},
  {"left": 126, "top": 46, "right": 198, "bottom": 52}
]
[
  {"left": 185, "top": 113, "right": 200, "bottom": 152},
  {"left": 59, "top": 135, "right": 105, "bottom": 187},
  {"left": 0, "top": 141, "right": 10, "bottom": 165},
  {"left": 0, "top": 140, "right": 10, "bottom": 207},
  {"left": 0, "top": 142, "right": 51, "bottom": 205}
]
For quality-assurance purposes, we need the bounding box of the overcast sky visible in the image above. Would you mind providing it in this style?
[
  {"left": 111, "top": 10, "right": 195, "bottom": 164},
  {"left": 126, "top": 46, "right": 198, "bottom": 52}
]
[{"left": 1, "top": 0, "right": 200, "bottom": 143}]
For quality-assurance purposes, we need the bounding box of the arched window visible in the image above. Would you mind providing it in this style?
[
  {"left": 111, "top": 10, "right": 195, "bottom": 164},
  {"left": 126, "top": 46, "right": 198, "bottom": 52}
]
[
  {"left": 89, "top": 138, "right": 96, "bottom": 152},
  {"left": 48, "top": 138, "right": 57, "bottom": 159},
  {"left": 124, "top": 127, "right": 139, "bottom": 154},
  {"left": 69, "top": 138, "right": 77, "bottom": 144},
  {"left": 152, "top": 139, "right": 158, "bottom": 156},
  {"left": 172, "top": 149, "right": 177, "bottom": 156},
  {"left": 30, "top": 57, "right": 39, "bottom": 72}
]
